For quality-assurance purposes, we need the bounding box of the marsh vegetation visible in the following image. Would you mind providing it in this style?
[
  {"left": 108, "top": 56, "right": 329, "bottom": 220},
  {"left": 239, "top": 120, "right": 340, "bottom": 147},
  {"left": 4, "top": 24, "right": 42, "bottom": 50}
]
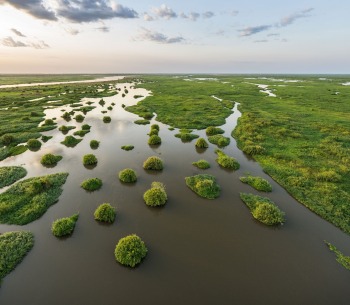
[
  {"left": 0, "top": 166, "right": 27, "bottom": 188},
  {"left": 94, "top": 203, "right": 116, "bottom": 223},
  {"left": 185, "top": 174, "right": 220, "bottom": 199},
  {"left": 51, "top": 214, "right": 79, "bottom": 237}
]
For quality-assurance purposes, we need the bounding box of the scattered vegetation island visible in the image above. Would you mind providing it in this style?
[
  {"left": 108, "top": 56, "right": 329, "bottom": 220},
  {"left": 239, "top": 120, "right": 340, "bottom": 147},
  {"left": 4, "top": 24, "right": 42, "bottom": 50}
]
[
  {"left": 94, "top": 203, "right": 116, "bottom": 223},
  {"left": 143, "top": 156, "right": 164, "bottom": 170},
  {"left": 148, "top": 135, "right": 161, "bottom": 145},
  {"left": 240, "top": 175, "right": 272, "bottom": 192},
  {"left": 51, "top": 214, "right": 79, "bottom": 237},
  {"left": 134, "top": 119, "right": 150, "bottom": 125},
  {"left": 0, "top": 231, "right": 34, "bottom": 281},
  {"left": 208, "top": 134, "right": 230, "bottom": 147},
  {"left": 240, "top": 193, "right": 285, "bottom": 226},
  {"left": 27, "top": 138, "right": 42, "bottom": 150},
  {"left": 58, "top": 125, "right": 76, "bottom": 134},
  {"left": 74, "top": 114, "right": 85, "bottom": 122},
  {"left": 143, "top": 182, "right": 167, "bottom": 207},
  {"left": 61, "top": 135, "right": 82, "bottom": 147},
  {"left": 103, "top": 116, "right": 111, "bottom": 123},
  {"left": 83, "top": 154, "right": 98, "bottom": 166},
  {"left": 40, "top": 153, "right": 63, "bottom": 166},
  {"left": 195, "top": 138, "right": 209, "bottom": 148},
  {"left": 175, "top": 129, "right": 199, "bottom": 142},
  {"left": 206, "top": 126, "right": 225, "bottom": 136},
  {"left": 215, "top": 149, "right": 240, "bottom": 170},
  {"left": 0, "top": 173, "right": 69, "bottom": 225},
  {"left": 114, "top": 234, "right": 148, "bottom": 268},
  {"left": 90, "top": 140, "right": 100, "bottom": 149},
  {"left": 81, "top": 178, "right": 102, "bottom": 191},
  {"left": 185, "top": 174, "right": 220, "bottom": 199},
  {"left": 121, "top": 145, "right": 134, "bottom": 151},
  {"left": 192, "top": 159, "right": 210, "bottom": 169},
  {"left": 325, "top": 241, "right": 350, "bottom": 271},
  {"left": 119, "top": 168, "right": 137, "bottom": 183},
  {"left": 41, "top": 135, "right": 52, "bottom": 143},
  {"left": 0, "top": 166, "right": 27, "bottom": 188}
]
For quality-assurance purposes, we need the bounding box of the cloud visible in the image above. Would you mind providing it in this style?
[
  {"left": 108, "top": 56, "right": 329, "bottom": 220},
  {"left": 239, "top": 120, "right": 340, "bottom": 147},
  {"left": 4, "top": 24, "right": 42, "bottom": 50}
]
[
  {"left": 254, "top": 39, "right": 268, "bottom": 43},
  {"left": 11, "top": 28, "right": 26, "bottom": 37},
  {"left": 202, "top": 11, "right": 214, "bottom": 19},
  {"left": 55, "top": 0, "right": 138, "bottom": 22},
  {"left": 1, "top": 36, "right": 49, "bottom": 48},
  {"left": 136, "top": 28, "right": 184, "bottom": 44},
  {"left": 279, "top": 8, "right": 314, "bottom": 27},
  {"left": 239, "top": 25, "right": 272, "bottom": 37},
  {"left": 0, "top": 0, "right": 57, "bottom": 20},
  {"left": 96, "top": 26, "right": 109, "bottom": 32},
  {"left": 143, "top": 13, "right": 154, "bottom": 21},
  {"left": 152, "top": 4, "right": 177, "bottom": 20},
  {"left": 267, "top": 33, "right": 280, "bottom": 37},
  {"left": 180, "top": 12, "right": 200, "bottom": 21},
  {"left": 65, "top": 27, "right": 80, "bottom": 35},
  {"left": 230, "top": 10, "right": 239, "bottom": 16}
]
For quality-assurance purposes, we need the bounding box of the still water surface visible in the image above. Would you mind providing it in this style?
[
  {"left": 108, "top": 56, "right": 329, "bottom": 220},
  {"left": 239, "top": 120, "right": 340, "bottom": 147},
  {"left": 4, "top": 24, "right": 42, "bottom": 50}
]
[{"left": 0, "top": 81, "right": 350, "bottom": 305}]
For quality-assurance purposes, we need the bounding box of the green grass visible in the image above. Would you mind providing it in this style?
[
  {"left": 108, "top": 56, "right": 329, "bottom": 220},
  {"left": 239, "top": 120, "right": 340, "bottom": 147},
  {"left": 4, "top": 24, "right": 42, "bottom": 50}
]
[
  {"left": 208, "top": 135, "right": 230, "bottom": 147},
  {"left": 94, "top": 203, "right": 116, "bottom": 223},
  {"left": 51, "top": 214, "right": 79, "bottom": 237},
  {"left": 206, "top": 126, "right": 225, "bottom": 135},
  {"left": 195, "top": 138, "right": 209, "bottom": 148},
  {"left": 0, "top": 173, "right": 69, "bottom": 225},
  {"left": 27, "top": 138, "right": 42, "bottom": 150},
  {"left": 81, "top": 178, "right": 102, "bottom": 191},
  {"left": 325, "top": 241, "right": 350, "bottom": 271},
  {"left": 0, "top": 231, "right": 34, "bottom": 281},
  {"left": 75, "top": 114, "right": 85, "bottom": 122},
  {"left": 41, "top": 135, "right": 52, "bottom": 142},
  {"left": 114, "top": 234, "right": 148, "bottom": 268},
  {"left": 58, "top": 125, "right": 76, "bottom": 134},
  {"left": 185, "top": 174, "right": 220, "bottom": 199},
  {"left": 143, "top": 182, "right": 167, "bottom": 207},
  {"left": 175, "top": 131, "right": 199, "bottom": 142},
  {"left": 103, "top": 116, "right": 111, "bottom": 123},
  {"left": 0, "top": 166, "right": 27, "bottom": 188},
  {"left": 148, "top": 135, "right": 161, "bottom": 145},
  {"left": 192, "top": 159, "right": 210, "bottom": 169},
  {"left": 143, "top": 156, "right": 163, "bottom": 170},
  {"left": 134, "top": 119, "right": 150, "bottom": 125},
  {"left": 83, "top": 154, "right": 98, "bottom": 166},
  {"left": 240, "top": 193, "right": 285, "bottom": 225},
  {"left": 90, "top": 140, "right": 100, "bottom": 149},
  {"left": 40, "top": 153, "right": 63, "bottom": 166},
  {"left": 61, "top": 135, "right": 82, "bottom": 147},
  {"left": 240, "top": 175, "right": 272, "bottom": 192},
  {"left": 73, "top": 129, "right": 90, "bottom": 137},
  {"left": 121, "top": 145, "right": 134, "bottom": 151},
  {"left": 215, "top": 149, "right": 240, "bottom": 170},
  {"left": 118, "top": 168, "right": 137, "bottom": 183}
]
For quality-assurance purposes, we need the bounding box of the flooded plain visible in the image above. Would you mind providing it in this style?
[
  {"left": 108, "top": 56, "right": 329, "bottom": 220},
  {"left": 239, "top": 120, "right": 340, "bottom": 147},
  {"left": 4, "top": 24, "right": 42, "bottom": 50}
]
[{"left": 1, "top": 81, "right": 350, "bottom": 305}]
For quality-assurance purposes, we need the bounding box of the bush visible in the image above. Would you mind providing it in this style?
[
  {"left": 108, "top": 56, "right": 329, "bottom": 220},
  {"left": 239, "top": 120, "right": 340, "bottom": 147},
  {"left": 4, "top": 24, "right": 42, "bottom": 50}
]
[
  {"left": 206, "top": 126, "right": 224, "bottom": 135},
  {"left": 83, "top": 154, "right": 97, "bottom": 166},
  {"left": 119, "top": 168, "right": 137, "bottom": 183},
  {"left": 40, "top": 153, "right": 63, "bottom": 166},
  {"left": 43, "top": 119, "right": 55, "bottom": 125},
  {"left": 99, "top": 99, "right": 105, "bottom": 106},
  {"left": 1, "top": 134, "right": 14, "bottom": 146},
  {"left": 90, "top": 140, "right": 100, "bottom": 149},
  {"left": 0, "top": 166, "right": 27, "bottom": 188},
  {"left": 94, "top": 203, "right": 116, "bottom": 223},
  {"left": 81, "top": 178, "right": 102, "bottom": 191},
  {"left": 121, "top": 145, "right": 134, "bottom": 151},
  {"left": 75, "top": 114, "right": 85, "bottom": 122},
  {"left": 208, "top": 135, "right": 230, "bottom": 147},
  {"left": 240, "top": 176, "right": 272, "bottom": 192},
  {"left": 61, "top": 112, "right": 71, "bottom": 121},
  {"left": 41, "top": 135, "right": 52, "bottom": 142},
  {"left": 143, "top": 156, "right": 163, "bottom": 170},
  {"left": 215, "top": 149, "right": 240, "bottom": 170},
  {"left": 103, "top": 116, "right": 111, "bottom": 123},
  {"left": 61, "top": 135, "right": 82, "bottom": 147},
  {"left": 185, "top": 174, "right": 220, "bottom": 199},
  {"left": 143, "top": 182, "right": 167, "bottom": 206},
  {"left": 148, "top": 135, "right": 161, "bottom": 145},
  {"left": 58, "top": 125, "right": 76, "bottom": 133},
  {"left": 134, "top": 119, "right": 150, "bottom": 125},
  {"left": 195, "top": 138, "right": 209, "bottom": 148},
  {"left": 151, "top": 124, "right": 159, "bottom": 131},
  {"left": 114, "top": 234, "right": 148, "bottom": 267},
  {"left": 192, "top": 159, "right": 210, "bottom": 169},
  {"left": 107, "top": 106, "right": 113, "bottom": 111},
  {"left": 51, "top": 214, "right": 79, "bottom": 237},
  {"left": 149, "top": 129, "right": 159, "bottom": 136},
  {"left": 27, "top": 139, "right": 41, "bottom": 150},
  {"left": 81, "top": 124, "right": 91, "bottom": 130},
  {"left": 242, "top": 145, "right": 265, "bottom": 155}
]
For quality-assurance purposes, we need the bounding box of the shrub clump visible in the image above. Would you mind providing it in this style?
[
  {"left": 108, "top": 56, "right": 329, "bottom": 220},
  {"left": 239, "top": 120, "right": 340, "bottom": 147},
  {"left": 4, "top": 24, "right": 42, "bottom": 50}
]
[
  {"left": 143, "top": 182, "right": 167, "bottom": 207},
  {"left": 58, "top": 125, "right": 76, "bottom": 134},
  {"left": 40, "top": 153, "right": 63, "bottom": 166},
  {"left": 119, "top": 168, "right": 137, "bottom": 183},
  {"left": 134, "top": 119, "right": 150, "bottom": 125},
  {"left": 94, "top": 203, "right": 116, "bottom": 223},
  {"left": 206, "top": 126, "right": 225, "bottom": 135},
  {"left": 149, "top": 129, "right": 159, "bottom": 136},
  {"left": 61, "top": 135, "right": 82, "bottom": 147},
  {"left": 240, "top": 175, "right": 272, "bottom": 192},
  {"left": 215, "top": 149, "right": 240, "bottom": 170},
  {"left": 240, "top": 193, "right": 285, "bottom": 225},
  {"left": 75, "top": 114, "right": 85, "bottom": 122},
  {"left": 242, "top": 145, "right": 265, "bottom": 155},
  {"left": 121, "top": 145, "right": 134, "bottom": 151},
  {"left": 103, "top": 116, "right": 111, "bottom": 123},
  {"left": 51, "top": 214, "right": 79, "bottom": 237},
  {"left": 90, "top": 140, "right": 100, "bottom": 149},
  {"left": 185, "top": 174, "right": 220, "bottom": 199},
  {"left": 81, "top": 178, "right": 102, "bottom": 191},
  {"left": 43, "top": 119, "right": 55, "bottom": 126},
  {"left": 81, "top": 124, "right": 91, "bottom": 130},
  {"left": 192, "top": 159, "right": 210, "bottom": 169},
  {"left": 208, "top": 135, "right": 230, "bottom": 147},
  {"left": 195, "top": 138, "right": 209, "bottom": 148},
  {"left": 151, "top": 124, "right": 159, "bottom": 131},
  {"left": 83, "top": 154, "right": 98, "bottom": 166},
  {"left": 114, "top": 234, "right": 148, "bottom": 268},
  {"left": 148, "top": 135, "right": 161, "bottom": 145},
  {"left": 0, "top": 166, "right": 27, "bottom": 188},
  {"left": 27, "top": 139, "right": 41, "bottom": 150},
  {"left": 143, "top": 156, "right": 163, "bottom": 170}
]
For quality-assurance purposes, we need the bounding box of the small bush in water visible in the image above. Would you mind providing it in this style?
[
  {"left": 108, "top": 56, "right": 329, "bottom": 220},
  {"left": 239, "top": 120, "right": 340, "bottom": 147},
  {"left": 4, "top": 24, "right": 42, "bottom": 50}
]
[
  {"left": 51, "top": 214, "right": 79, "bottom": 237},
  {"left": 90, "top": 140, "right": 100, "bottom": 149},
  {"left": 143, "top": 156, "right": 163, "bottom": 170},
  {"left": 195, "top": 138, "right": 209, "bottom": 148},
  {"left": 192, "top": 159, "right": 210, "bottom": 169},
  {"left": 83, "top": 154, "right": 98, "bottom": 166},
  {"left": 143, "top": 182, "right": 167, "bottom": 206},
  {"left": 94, "top": 203, "right": 116, "bottom": 223},
  {"left": 81, "top": 178, "right": 102, "bottom": 191},
  {"left": 240, "top": 176, "right": 272, "bottom": 192},
  {"left": 119, "top": 168, "right": 137, "bottom": 183},
  {"left": 27, "top": 139, "right": 41, "bottom": 150},
  {"left": 148, "top": 135, "right": 161, "bottom": 145},
  {"left": 41, "top": 153, "right": 63, "bottom": 166}
]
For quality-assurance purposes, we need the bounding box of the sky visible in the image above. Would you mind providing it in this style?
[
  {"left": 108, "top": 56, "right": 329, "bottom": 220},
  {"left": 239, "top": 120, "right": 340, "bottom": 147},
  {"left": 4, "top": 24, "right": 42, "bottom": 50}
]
[{"left": 0, "top": 0, "right": 349, "bottom": 74}]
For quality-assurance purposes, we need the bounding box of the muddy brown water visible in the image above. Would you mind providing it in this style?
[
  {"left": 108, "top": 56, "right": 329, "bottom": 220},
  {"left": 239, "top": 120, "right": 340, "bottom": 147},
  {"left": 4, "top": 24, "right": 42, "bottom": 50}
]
[{"left": 1, "top": 83, "right": 350, "bottom": 305}]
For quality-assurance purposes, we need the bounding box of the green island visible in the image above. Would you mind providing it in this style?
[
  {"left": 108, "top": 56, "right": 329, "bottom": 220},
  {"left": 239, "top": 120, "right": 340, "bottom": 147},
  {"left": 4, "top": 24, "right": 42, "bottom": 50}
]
[
  {"left": 115, "top": 234, "right": 148, "bottom": 268},
  {"left": 240, "top": 175, "right": 272, "bottom": 192},
  {"left": 325, "top": 241, "right": 350, "bottom": 271},
  {"left": 143, "top": 182, "right": 167, "bottom": 207},
  {"left": 94, "top": 203, "right": 116, "bottom": 223},
  {"left": 0, "top": 166, "right": 27, "bottom": 188},
  {"left": 185, "top": 174, "right": 220, "bottom": 199},
  {"left": 51, "top": 214, "right": 79, "bottom": 237}
]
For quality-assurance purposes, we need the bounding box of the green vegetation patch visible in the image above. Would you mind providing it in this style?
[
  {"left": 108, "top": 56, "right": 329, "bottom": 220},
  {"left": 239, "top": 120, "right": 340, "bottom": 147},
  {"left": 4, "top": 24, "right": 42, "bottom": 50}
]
[
  {"left": 185, "top": 174, "right": 220, "bottom": 199},
  {"left": 192, "top": 159, "right": 210, "bottom": 169},
  {"left": 90, "top": 140, "right": 100, "bottom": 149},
  {"left": 114, "top": 234, "right": 148, "bottom": 268},
  {"left": 0, "top": 173, "right": 69, "bottom": 225},
  {"left": 175, "top": 131, "right": 199, "bottom": 142},
  {"left": 206, "top": 126, "right": 225, "bottom": 135},
  {"left": 143, "top": 182, "right": 167, "bottom": 207},
  {"left": 240, "top": 175, "right": 272, "bottom": 192},
  {"left": 208, "top": 135, "right": 230, "bottom": 147},
  {"left": 119, "top": 168, "right": 137, "bottom": 183},
  {"left": 40, "top": 153, "right": 63, "bottom": 166},
  {"left": 148, "top": 135, "right": 161, "bottom": 145},
  {"left": 0, "top": 231, "right": 34, "bottom": 281},
  {"left": 0, "top": 166, "right": 27, "bottom": 188},
  {"left": 121, "top": 145, "right": 134, "bottom": 151},
  {"left": 134, "top": 119, "right": 150, "bottom": 125},
  {"left": 83, "top": 154, "right": 98, "bottom": 166},
  {"left": 195, "top": 138, "right": 209, "bottom": 148},
  {"left": 58, "top": 125, "right": 76, "bottom": 134},
  {"left": 27, "top": 138, "right": 42, "bottom": 150},
  {"left": 240, "top": 193, "right": 285, "bottom": 226},
  {"left": 81, "top": 178, "right": 102, "bottom": 192},
  {"left": 215, "top": 149, "right": 240, "bottom": 170},
  {"left": 143, "top": 156, "right": 163, "bottom": 170},
  {"left": 41, "top": 135, "right": 52, "bottom": 143},
  {"left": 61, "top": 135, "right": 82, "bottom": 147},
  {"left": 325, "top": 241, "right": 350, "bottom": 271},
  {"left": 103, "top": 116, "right": 111, "bottom": 123},
  {"left": 51, "top": 214, "right": 79, "bottom": 237},
  {"left": 94, "top": 203, "right": 116, "bottom": 223},
  {"left": 75, "top": 114, "right": 85, "bottom": 122}
]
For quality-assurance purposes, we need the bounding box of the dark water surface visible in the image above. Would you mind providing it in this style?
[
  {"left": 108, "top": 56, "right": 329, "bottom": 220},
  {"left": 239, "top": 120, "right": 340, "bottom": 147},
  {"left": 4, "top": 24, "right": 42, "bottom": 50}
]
[{"left": 1, "top": 83, "right": 350, "bottom": 305}]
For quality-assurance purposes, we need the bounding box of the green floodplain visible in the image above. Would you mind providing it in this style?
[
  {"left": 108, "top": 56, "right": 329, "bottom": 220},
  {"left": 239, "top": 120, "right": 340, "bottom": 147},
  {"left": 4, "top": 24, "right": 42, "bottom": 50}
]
[{"left": 0, "top": 73, "right": 350, "bottom": 283}]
